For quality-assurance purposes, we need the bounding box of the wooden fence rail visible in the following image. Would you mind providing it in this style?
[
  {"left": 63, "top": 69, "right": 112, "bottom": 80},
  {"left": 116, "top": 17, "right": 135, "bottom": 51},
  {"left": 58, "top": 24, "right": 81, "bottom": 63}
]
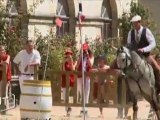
[{"left": 42, "top": 69, "right": 127, "bottom": 108}]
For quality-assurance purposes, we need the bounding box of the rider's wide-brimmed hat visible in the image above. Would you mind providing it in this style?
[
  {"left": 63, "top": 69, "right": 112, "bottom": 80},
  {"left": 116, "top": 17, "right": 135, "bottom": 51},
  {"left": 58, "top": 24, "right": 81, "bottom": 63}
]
[{"left": 130, "top": 15, "right": 141, "bottom": 22}]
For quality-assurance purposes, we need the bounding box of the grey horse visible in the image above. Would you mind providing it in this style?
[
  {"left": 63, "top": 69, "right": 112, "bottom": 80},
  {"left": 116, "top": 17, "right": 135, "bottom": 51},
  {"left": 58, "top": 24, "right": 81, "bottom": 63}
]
[{"left": 116, "top": 46, "right": 160, "bottom": 120}]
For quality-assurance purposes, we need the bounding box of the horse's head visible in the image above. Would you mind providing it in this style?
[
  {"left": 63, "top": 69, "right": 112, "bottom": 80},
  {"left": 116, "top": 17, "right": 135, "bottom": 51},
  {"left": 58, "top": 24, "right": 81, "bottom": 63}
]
[{"left": 116, "top": 46, "right": 131, "bottom": 69}]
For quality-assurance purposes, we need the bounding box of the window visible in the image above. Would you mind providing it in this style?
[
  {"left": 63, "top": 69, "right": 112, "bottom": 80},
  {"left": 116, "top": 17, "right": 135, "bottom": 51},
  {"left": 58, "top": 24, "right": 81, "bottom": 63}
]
[
  {"left": 56, "top": 21, "right": 69, "bottom": 36},
  {"left": 6, "top": 1, "right": 18, "bottom": 26},
  {"left": 103, "top": 23, "right": 111, "bottom": 39},
  {"left": 101, "top": 5, "right": 109, "bottom": 18},
  {"left": 56, "top": 0, "right": 69, "bottom": 36},
  {"left": 101, "top": 2, "right": 112, "bottom": 39},
  {"left": 56, "top": 0, "right": 68, "bottom": 17}
]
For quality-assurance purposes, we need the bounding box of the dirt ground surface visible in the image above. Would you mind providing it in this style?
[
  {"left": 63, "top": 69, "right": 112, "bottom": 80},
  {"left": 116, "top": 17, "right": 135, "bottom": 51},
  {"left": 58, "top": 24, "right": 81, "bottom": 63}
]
[{"left": 0, "top": 99, "right": 154, "bottom": 120}]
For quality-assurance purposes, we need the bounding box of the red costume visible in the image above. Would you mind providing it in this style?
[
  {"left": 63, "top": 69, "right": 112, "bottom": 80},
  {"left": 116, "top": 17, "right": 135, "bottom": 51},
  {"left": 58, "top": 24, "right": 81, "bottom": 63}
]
[
  {"left": 77, "top": 58, "right": 92, "bottom": 78},
  {"left": 61, "top": 48, "right": 74, "bottom": 88},
  {"left": 0, "top": 54, "right": 11, "bottom": 81},
  {"left": 77, "top": 43, "right": 92, "bottom": 78},
  {"left": 61, "top": 61, "right": 74, "bottom": 88}
]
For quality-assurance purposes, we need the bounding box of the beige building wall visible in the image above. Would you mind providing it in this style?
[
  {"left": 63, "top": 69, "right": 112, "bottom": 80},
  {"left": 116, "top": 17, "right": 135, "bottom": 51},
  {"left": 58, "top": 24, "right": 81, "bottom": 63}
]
[
  {"left": 75, "top": 22, "right": 103, "bottom": 50},
  {"left": 139, "top": 0, "right": 160, "bottom": 33},
  {"left": 27, "top": 0, "right": 56, "bottom": 16},
  {"left": 116, "top": 0, "right": 132, "bottom": 18},
  {"left": 1, "top": 0, "right": 7, "bottom": 9},
  {"left": 74, "top": 0, "right": 103, "bottom": 48},
  {"left": 27, "top": 0, "right": 56, "bottom": 40},
  {"left": 74, "top": 0, "right": 103, "bottom": 18},
  {"left": 2, "top": 0, "right": 136, "bottom": 43}
]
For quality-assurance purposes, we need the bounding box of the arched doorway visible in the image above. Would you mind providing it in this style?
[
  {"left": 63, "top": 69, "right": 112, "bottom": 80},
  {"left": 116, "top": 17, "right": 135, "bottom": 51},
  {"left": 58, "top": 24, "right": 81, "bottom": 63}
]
[
  {"left": 102, "top": 0, "right": 118, "bottom": 38},
  {"left": 101, "top": 0, "right": 112, "bottom": 39}
]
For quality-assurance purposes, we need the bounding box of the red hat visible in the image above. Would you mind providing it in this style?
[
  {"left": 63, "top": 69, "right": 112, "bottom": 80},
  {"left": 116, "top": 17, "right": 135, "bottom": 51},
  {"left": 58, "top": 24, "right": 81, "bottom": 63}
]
[
  {"left": 82, "top": 43, "right": 89, "bottom": 50},
  {"left": 65, "top": 48, "right": 73, "bottom": 55}
]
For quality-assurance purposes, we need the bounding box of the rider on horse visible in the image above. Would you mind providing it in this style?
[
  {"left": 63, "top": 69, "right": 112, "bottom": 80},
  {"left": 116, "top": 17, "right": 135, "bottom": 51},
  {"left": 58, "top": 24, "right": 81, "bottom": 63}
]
[{"left": 127, "top": 15, "right": 160, "bottom": 83}]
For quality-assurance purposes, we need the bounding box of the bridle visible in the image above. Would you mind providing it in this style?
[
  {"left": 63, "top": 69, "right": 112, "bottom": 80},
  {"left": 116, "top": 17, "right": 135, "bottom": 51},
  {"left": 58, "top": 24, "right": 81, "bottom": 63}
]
[
  {"left": 117, "top": 48, "right": 131, "bottom": 71},
  {"left": 117, "top": 48, "right": 144, "bottom": 81}
]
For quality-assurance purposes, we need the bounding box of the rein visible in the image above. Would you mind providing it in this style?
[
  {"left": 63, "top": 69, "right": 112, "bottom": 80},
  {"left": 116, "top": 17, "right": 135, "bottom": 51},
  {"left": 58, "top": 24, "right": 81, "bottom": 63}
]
[
  {"left": 133, "top": 58, "right": 145, "bottom": 81},
  {"left": 133, "top": 58, "right": 143, "bottom": 72},
  {"left": 121, "top": 51, "right": 145, "bottom": 82}
]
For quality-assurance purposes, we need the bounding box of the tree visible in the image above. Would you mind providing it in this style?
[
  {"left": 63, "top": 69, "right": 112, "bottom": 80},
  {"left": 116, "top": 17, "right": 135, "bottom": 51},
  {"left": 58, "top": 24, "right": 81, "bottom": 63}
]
[
  {"left": 34, "top": 30, "right": 77, "bottom": 79},
  {"left": 0, "top": 1, "right": 23, "bottom": 73},
  {"left": 90, "top": 37, "right": 117, "bottom": 66}
]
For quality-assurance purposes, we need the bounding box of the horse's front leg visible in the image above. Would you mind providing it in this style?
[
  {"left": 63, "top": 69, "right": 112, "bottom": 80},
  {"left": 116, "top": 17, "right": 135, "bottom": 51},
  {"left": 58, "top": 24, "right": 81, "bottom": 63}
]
[
  {"left": 125, "top": 78, "right": 140, "bottom": 120},
  {"left": 132, "top": 96, "right": 138, "bottom": 120}
]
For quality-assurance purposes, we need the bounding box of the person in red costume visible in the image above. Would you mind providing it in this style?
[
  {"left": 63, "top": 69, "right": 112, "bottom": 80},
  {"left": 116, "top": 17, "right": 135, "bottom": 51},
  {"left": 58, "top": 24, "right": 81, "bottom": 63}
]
[
  {"left": 61, "top": 48, "right": 75, "bottom": 100},
  {"left": 0, "top": 45, "right": 11, "bottom": 82},
  {"left": 76, "top": 43, "right": 94, "bottom": 115},
  {"left": 61, "top": 48, "right": 76, "bottom": 116},
  {"left": 0, "top": 45, "right": 11, "bottom": 100}
]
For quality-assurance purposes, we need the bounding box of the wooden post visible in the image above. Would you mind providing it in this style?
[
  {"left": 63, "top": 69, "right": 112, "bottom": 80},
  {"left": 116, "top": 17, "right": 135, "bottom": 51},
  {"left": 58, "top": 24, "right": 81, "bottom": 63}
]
[
  {"left": 50, "top": 70, "right": 54, "bottom": 105},
  {"left": 34, "top": 65, "right": 39, "bottom": 80},
  {"left": 65, "top": 71, "right": 69, "bottom": 104},
  {"left": 121, "top": 77, "right": 126, "bottom": 106},
  {"left": 0, "top": 63, "right": 7, "bottom": 112},
  {"left": 73, "top": 71, "right": 77, "bottom": 104},
  {"left": 89, "top": 73, "right": 94, "bottom": 103}
]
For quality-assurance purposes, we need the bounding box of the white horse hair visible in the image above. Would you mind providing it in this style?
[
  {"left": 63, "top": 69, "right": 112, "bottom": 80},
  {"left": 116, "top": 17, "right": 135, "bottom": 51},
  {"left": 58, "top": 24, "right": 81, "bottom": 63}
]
[{"left": 117, "top": 46, "right": 160, "bottom": 120}]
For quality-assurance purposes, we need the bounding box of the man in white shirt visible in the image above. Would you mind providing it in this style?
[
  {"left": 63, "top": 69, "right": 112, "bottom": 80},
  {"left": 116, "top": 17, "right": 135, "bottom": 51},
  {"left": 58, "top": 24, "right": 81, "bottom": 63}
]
[
  {"left": 127, "top": 15, "right": 156, "bottom": 53},
  {"left": 13, "top": 40, "right": 41, "bottom": 91},
  {"left": 127, "top": 15, "right": 160, "bottom": 72}
]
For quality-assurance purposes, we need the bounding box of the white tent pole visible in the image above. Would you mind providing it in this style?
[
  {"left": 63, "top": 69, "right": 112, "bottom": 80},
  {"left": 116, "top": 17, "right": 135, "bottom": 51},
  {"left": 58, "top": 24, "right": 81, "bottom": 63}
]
[{"left": 79, "top": 1, "right": 86, "bottom": 120}]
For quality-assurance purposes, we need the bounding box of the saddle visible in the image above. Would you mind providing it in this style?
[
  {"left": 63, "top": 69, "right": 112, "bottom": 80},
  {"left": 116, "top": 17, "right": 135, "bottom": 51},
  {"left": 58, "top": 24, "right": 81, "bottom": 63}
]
[
  {"left": 136, "top": 52, "right": 160, "bottom": 84},
  {"left": 137, "top": 54, "right": 160, "bottom": 96}
]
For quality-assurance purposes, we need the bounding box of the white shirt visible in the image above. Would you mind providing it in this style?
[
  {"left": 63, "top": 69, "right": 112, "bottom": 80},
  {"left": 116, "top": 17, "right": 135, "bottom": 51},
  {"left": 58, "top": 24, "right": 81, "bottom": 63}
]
[
  {"left": 13, "top": 49, "right": 41, "bottom": 74},
  {"left": 82, "top": 56, "right": 94, "bottom": 72},
  {"left": 83, "top": 57, "right": 87, "bottom": 72},
  {"left": 127, "top": 26, "right": 156, "bottom": 52},
  {"left": 102, "top": 65, "right": 110, "bottom": 69}
]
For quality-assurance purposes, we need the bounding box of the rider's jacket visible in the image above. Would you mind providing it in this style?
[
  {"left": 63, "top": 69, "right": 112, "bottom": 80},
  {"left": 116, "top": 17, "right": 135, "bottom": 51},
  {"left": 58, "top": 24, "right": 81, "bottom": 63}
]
[{"left": 130, "top": 28, "right": 150, "bottom": 57}]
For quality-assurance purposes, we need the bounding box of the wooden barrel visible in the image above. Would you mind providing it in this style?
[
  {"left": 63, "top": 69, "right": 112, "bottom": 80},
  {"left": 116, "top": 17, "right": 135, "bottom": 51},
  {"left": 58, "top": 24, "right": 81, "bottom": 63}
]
[{"left": 20, "top": 80, "right": 52, "bottom": 120}]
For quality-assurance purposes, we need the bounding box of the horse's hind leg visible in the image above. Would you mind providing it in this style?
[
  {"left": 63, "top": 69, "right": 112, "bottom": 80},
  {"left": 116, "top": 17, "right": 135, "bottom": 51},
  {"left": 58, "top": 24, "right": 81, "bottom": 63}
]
[
  {"left": 150, "top": 88, "right": 160, "bottom": 120},
  {"left": 137, "top": 76, "right": 160, "bottom": 120},
  {"left": 141, "top": 86, "right": 160, "bottom": 120},
  {"left": 149, "top": 100, "right": 160, "bottom": 120}
]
